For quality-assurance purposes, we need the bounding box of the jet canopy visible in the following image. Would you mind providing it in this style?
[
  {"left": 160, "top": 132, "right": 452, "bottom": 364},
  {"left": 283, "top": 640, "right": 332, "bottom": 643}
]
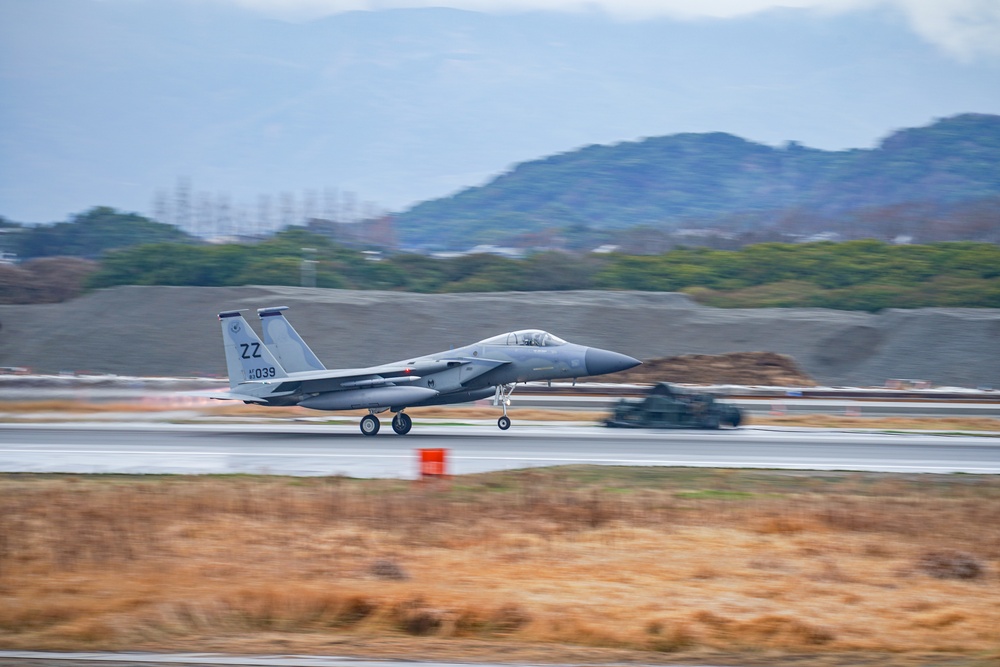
[{"left": 478, "top": 329, "right": 567, "bottom": 347}]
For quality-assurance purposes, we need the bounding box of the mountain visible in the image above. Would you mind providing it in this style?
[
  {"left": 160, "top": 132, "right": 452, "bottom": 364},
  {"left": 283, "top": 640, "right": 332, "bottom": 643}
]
[
  {"left": 1, "top": 1, "right": 999, "bottom": 224},
  {"left": 393, "top": 114, "right": 1000, "bottom": 249}
]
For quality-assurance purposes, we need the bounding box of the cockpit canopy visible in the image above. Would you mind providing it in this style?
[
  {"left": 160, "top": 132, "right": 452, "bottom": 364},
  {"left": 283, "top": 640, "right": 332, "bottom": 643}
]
[{"left": 478, "top": 329, "right": 567, "bottom": 347}]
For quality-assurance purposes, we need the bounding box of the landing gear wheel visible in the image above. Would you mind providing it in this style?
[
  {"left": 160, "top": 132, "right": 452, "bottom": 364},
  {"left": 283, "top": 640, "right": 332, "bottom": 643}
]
[
  {"left": 360, "top": 414, "right": 380, "bottom": 436},
  {"left": 494, "top": 383, "right": 516, "bottom": 431},
  {"left": 391, "top": 412, "right": 412, "bottom": 435}
]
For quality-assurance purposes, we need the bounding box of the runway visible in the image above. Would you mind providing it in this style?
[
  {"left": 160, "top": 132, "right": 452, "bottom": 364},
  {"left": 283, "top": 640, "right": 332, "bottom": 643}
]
[{"left": 1, "top": 422, "right": 998, "bottom": 476}]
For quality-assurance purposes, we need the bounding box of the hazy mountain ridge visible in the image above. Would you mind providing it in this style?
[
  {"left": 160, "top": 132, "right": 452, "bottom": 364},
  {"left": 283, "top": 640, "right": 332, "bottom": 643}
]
[{"left": 394, "top": 114, "right": 1000, "bottom": 249}]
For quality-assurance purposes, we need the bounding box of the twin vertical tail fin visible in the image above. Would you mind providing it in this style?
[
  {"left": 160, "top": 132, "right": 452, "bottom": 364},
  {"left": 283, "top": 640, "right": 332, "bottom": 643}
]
[
  {"left": 257, "top": 306, "right": 326, "bottom": 372},
  {"left": 218, "top": 310, "right": 289, "bottom": 389}
]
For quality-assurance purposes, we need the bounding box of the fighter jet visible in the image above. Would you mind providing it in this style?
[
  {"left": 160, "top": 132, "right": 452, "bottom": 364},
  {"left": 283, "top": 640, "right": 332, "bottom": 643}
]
[{"left": 213, "top": 306, "right": 640, "bottom": 436}]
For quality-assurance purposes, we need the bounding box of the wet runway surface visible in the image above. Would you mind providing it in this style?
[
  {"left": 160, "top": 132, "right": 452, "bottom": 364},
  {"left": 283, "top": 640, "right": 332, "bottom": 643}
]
[{"left": 1, "top": 422, "right": 998, "bottom": 476}]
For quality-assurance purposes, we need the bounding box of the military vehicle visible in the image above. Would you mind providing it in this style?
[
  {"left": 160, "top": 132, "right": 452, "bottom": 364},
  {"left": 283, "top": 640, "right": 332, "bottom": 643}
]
[{"left": 605, "top": 382, "right": 742, "bottom": 429}]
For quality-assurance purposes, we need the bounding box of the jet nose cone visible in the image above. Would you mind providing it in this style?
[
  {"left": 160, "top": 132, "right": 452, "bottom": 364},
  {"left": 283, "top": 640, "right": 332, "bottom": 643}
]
[{"left": 585, "top": 348, "right": 642, "bottom": 377}]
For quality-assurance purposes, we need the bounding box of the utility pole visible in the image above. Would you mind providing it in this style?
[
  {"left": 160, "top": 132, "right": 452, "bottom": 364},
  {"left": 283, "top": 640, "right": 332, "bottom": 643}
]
[{"left": 301, "top": 247, "right": 317, "bottom": 288}]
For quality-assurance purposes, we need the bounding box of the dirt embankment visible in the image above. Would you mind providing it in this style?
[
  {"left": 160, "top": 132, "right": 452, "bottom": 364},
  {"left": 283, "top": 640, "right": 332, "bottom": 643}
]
[
  {"left": 605, "top": 352, "right": 816, "bottom": 386},
  {"left": 0, "top": 286, "right": 998, "bottom": 387}
]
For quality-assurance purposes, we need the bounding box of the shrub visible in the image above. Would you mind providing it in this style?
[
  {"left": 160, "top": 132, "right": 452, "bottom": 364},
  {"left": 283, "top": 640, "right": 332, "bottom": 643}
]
[{"left": 918, "top": 549, "right": 985, "bottom": 580}]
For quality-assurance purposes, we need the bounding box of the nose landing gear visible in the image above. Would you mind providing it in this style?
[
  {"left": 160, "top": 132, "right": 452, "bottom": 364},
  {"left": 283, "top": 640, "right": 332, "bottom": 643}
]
[{"left": 494, "top": 383, "right": 516, "bottom": 430}]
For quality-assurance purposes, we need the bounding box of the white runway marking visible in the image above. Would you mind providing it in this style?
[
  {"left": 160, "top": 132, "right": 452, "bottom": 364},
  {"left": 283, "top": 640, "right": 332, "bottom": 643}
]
[{"left": 0, "top": 447, "right": 409, "bottom": 458}]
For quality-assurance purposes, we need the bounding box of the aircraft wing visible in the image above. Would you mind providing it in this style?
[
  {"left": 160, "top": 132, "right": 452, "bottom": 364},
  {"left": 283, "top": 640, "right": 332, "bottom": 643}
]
[
  {"left": 386, "top": 356, "right": 513, "bottom": 387},
  {"left": 245, "top": 357, "right": 511, "bottom": 395},
  {"left": 456, "top": 357, "right": 511, "bottom": 385}
]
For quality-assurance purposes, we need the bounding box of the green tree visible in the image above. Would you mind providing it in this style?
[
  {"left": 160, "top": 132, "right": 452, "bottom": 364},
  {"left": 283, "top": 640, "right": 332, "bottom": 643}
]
[{"left": 15, "top": 207, "right": 195, "bottom": 260}]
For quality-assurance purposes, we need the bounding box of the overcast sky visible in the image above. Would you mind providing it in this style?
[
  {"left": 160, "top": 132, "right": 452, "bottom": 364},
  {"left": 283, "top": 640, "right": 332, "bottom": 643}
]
[
  {"left": 3, "top": 0, "right": 998, "bottom": 221},
  {"left": 228, "top": 0, "right": 1000, "bottom": 61}
]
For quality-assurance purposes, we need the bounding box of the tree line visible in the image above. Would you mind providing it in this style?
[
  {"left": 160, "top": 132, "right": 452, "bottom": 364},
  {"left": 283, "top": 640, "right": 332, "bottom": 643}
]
[
  {"left": 84, "top": 235, "right": 1000, "bottom": 311},
  {"left": 2, "top": 208, "right": 998, "bottom": 311}
]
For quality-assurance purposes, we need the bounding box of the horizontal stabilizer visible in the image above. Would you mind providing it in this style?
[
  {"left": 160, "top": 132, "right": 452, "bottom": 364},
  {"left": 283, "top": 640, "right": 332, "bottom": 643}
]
[{"left": 199, "top": 391, "right": 269, "bottom": 403}]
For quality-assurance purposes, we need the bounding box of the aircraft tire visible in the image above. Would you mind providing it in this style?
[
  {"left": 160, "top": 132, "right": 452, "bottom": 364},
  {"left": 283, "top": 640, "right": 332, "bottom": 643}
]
[
  {"left": 498, "top": 415, "right": 511, "bottom": 430},
  {"left": 391, "top": 412, "right": 412, "bottom": 435},
  {"left": 360, "top": 414, "right": 381, "bottom": 436}
]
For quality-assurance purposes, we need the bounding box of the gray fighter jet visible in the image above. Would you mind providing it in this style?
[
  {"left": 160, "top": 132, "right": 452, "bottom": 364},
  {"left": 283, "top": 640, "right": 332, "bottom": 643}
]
[{"left": 213, "top": 306, "right": 640, "bottom": 435}]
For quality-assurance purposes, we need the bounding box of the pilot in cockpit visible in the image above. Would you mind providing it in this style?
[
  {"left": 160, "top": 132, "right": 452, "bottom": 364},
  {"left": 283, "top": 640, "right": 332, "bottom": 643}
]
[
  {"left": 479, "top": 330, "right": 565, "bottom": 347},
  {"left": 523, "top": 331, "right": 543, "bottom": 346}
]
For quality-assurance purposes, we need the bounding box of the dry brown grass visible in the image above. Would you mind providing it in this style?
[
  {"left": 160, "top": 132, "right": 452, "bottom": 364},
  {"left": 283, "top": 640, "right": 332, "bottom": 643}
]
[
  {"left": 1, "top": 468, "right": 998, "bottom": 663},
  {"left": 0, "top": 399, "right": 168, "bottom": 414}
]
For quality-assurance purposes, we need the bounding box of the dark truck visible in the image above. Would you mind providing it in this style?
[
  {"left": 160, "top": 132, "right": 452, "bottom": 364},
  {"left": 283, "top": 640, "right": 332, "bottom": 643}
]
[{"left": 604, "top": 382, "right": 743, "bottom": 429}]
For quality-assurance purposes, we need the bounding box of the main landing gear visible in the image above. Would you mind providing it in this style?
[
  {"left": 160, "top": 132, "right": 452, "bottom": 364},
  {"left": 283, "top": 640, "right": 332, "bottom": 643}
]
[
  {"left": 494, "top": 383, "right": 516, "bottom": 430},
  {"left": 360, "top": 413, "right": 380, "bottom": 436},
  {"left": 391, "top": 411, "right": 413, "bottom": 435},
  {"left": 359, "top": 410, "right": 412, "bottom": 436}
]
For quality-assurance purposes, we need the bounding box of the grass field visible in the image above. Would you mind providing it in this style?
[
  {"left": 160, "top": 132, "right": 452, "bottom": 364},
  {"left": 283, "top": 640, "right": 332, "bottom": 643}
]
[{"left": 1, "top": 467, "right": 998, "bottom": 665}]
